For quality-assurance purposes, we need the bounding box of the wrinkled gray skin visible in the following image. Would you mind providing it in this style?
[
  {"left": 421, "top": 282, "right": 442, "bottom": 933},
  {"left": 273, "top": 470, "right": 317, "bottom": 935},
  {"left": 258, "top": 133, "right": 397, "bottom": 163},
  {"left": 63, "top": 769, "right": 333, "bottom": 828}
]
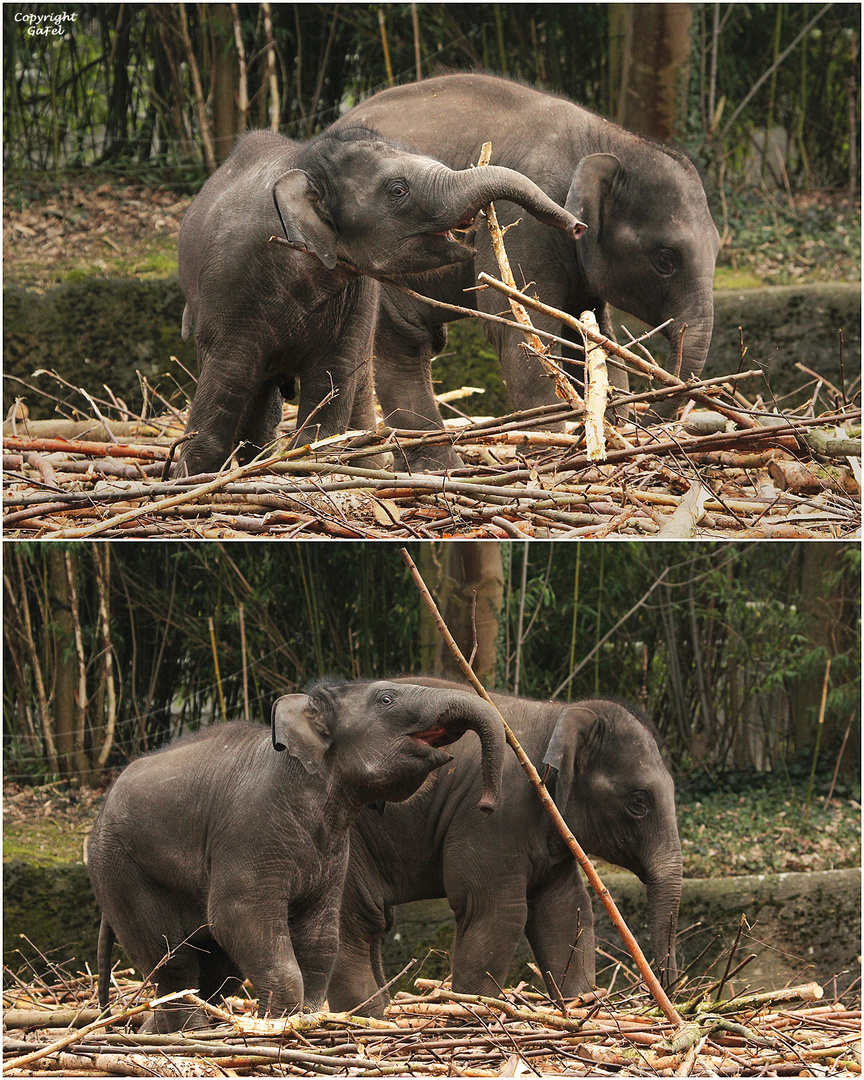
[
  {"left": 328, "top": 678, "right": 682, "bottom": 1016},
  {"left": 88, "top": 679, "right": 505, "bottom": 1032},
  {"left": 335, "top": 74, "right": 721, "bottom": 469},
  {"left": 177, "top": 124, "right": 583, "bottom": 475}
]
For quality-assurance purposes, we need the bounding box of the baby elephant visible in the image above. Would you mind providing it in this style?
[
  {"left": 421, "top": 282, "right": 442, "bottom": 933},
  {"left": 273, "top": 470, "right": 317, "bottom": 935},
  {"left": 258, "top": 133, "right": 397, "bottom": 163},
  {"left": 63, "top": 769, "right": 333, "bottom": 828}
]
[
  {"left": 177, "top": 126, "right": 584, "bottom": 475},
  {"left": 329, "top": 678, "right": 682, "bottom": 1015},
  {"left": 88, "top": 679, "right": 505, "bottom": 1032}
]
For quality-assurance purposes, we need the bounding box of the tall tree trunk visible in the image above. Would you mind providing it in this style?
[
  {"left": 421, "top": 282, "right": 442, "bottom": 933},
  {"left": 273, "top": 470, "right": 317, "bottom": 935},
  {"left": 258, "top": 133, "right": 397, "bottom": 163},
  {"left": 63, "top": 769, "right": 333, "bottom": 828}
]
[
  {"left": 47, "top": 548, "right": 78, "bottom": 781},
  {"left": 609, "top": 3, "right": 693, "bottom": 141},
  {"left": 437, "top": 543, "right": 504, "bottom": 688},
  {"left": 210, "top": 3, "right": 238, "bottom": 162},
  {"left": 791, "top": 543, "right": 858, "bottom": 771}
]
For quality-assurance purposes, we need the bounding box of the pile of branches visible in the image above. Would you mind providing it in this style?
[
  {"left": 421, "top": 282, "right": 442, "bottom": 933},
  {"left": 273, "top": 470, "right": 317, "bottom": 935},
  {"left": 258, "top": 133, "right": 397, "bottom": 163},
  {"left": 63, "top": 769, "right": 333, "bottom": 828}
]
[
  {"left": 4, "top": 251, "right": 860, "bottom": 539},
  {"left": 4, "top": 969, "right": 860, "bottom": 1077},
  {"left": 3, "top": 390, "right": 860, "bottom": 540}
]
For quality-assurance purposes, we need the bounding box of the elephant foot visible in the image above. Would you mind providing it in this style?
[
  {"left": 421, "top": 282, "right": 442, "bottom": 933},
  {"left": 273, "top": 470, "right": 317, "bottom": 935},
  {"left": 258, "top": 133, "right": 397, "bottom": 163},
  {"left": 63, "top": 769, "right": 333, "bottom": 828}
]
[{"left": 391, "top": 440, "right": 463, "bottom": 473}]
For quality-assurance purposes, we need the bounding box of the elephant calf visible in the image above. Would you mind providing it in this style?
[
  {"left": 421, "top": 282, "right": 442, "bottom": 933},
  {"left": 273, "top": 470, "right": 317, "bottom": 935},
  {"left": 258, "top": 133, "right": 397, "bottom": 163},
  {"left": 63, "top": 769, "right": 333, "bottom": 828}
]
[
  {"left": 177, "top": 125, "right": 583, "bottom": 475},
  {"left": 88, "top": 679, "right": 505, "bottom": 1032},
  {"left": 328, "top": 678, "right": 682, "bottom": 1016}
]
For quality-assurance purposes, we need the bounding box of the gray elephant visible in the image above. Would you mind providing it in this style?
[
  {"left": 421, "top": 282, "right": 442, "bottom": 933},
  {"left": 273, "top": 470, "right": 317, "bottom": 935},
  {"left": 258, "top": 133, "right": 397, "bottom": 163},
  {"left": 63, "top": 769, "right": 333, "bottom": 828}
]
[
  {"left": 327, "top": 678, "right": 681, "bottom": 1016},
  {"left": 177, "top": 124, "right": 583, "bottom": 475},
  {"left": 88, "top": 679, "right": 506, "bottom": 1032},
  {"left": 335, "top": 73, "right": 721, "bottom": 469}
]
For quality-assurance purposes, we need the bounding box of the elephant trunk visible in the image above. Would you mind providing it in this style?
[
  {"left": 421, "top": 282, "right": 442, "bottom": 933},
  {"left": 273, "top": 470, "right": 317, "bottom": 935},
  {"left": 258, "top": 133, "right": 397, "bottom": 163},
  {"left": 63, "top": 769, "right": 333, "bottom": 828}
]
[
  {"left": 644, "top": 846, "right": 683, "bottom": 986},
  {"left": 438, "top": 164, "right": 586, "bottom": 239},
  {"left": 652, "top": 303, "right": 714, "bottom": 419},
  {"left": 421, "top": 688, "right": 506, "bottom": 815}
]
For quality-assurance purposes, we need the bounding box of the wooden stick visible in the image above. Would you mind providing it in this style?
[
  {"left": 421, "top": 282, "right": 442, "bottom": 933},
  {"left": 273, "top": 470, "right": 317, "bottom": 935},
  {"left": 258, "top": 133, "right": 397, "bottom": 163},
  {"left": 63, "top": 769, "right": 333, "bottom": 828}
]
[
  {"left": 477, "top": 142, "right": 584, "bottom": 412},
  {"left": 399, "top": 548, "right": 684, "bottom": 1029},
  {"left": 4, "top": 990, "right": 191, "bottom": 1070},
  {"left": 478, "top": 273, "right": 761, "bottom": 430},
  {"left": 580, "top": 309, "right": 609, "bottom": 461}
]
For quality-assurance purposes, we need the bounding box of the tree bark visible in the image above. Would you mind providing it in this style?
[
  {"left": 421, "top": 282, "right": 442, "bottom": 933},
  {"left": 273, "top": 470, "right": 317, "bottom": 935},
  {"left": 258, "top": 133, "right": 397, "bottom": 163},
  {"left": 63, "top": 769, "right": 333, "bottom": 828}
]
[
  {"left": 437, "top": 543, "right": 504, "bottom": 689},
  {"left": 47, "top": 548, "right": 78, "bottom": 781},
  {"left": 209, "top": 3, "right": 238, "bottom": 162},
  {"left": 609, "top": 3, "right": 693, "bottom": 141}
]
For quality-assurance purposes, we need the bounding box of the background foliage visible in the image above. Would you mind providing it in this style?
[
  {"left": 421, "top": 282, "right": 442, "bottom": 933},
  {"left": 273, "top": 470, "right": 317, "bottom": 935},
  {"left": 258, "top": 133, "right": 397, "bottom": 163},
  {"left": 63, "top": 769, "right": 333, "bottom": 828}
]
[
  {"left": 3, "top": 541, "right": 859, "bottom": 790},
  {"left": 3, "top": 3, "right": 859, "bottom": 192}
]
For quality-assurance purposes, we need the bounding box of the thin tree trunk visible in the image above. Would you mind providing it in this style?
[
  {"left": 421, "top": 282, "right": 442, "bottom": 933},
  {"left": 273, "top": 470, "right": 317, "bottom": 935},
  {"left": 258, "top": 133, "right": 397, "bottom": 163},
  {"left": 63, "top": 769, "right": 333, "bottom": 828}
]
[
  {"left": 411, "top": 3, "right": 422, "bottom": 80},
  {"left": 307, "top": 4, "right": 339, "bottom": 137},
  {"left": 438, "top": 542, "right": 504, "bottom": 689},
  {"left": 230, "top": 3, "right": 248, "bottom": 134},
  {"left": 94, "top": 547, "right": 117, "bottom": 773},
  {"left": 47, "top": 549, "right": 78, "bottom": 780},
  {"left": 262, "top": 1, "right": 280, "bottom": 131},
  {"left": 210, "top": 2, "right": 238, "bottom": 162},
  {"left": 177, "top": 2, "right": 216, "bottom": 170},
  {"left": 513, "top": 544, "right": 529, "bottom": 695},
  {"left": 64, "top": 550, "right": 90, "bottom": 784}
]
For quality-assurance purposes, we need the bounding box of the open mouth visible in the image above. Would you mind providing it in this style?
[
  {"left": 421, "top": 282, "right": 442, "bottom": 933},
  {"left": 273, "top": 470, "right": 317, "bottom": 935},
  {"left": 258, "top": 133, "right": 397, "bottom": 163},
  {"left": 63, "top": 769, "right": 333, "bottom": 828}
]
[
  {"left": 410, "top": 724, "right": 459, "bottom": 748},
  {"left": 427, "top": 216, "right": 477, "bottom": 242}
]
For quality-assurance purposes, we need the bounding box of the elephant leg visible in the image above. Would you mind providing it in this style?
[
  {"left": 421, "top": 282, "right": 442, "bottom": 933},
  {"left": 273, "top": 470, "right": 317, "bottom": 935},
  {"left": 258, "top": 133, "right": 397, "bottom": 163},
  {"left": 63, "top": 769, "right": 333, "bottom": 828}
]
[
  {"left": 101, "top": 877, "right": 209, "bottom": 1032},
  {"left": 447, "top": 875, "right": 528, "bottom": 996},
  {"left": 208, "top": 893, "right": 304, "bottom": 1017},
  {"left": 328, "top": 927, "right": 389, "bottom": 1017},
  {"left": 524, "top": 863, "right": 596, "bottom": 999},
  {"left": 373, "top": 290, "right": 462, "bottom": 471},
  {"left": 293, "top": 311, "right": 376, "bottom": 451},
  {"left": 287, "top": 899, "right": 342, "bottom": 1013},
  {"left": 181, "top": 341, "right": 273, "bottom": 476}
]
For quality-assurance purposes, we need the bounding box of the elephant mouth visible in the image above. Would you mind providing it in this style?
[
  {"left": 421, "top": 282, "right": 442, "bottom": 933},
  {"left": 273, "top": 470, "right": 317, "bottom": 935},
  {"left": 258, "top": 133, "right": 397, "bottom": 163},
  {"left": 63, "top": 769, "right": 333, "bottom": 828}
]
[
  {"left": 426, "top": 216, "right": 477, "bottom": 243},
  {"left": 409, "top": 724, "right": 458, "bottom": 748}
]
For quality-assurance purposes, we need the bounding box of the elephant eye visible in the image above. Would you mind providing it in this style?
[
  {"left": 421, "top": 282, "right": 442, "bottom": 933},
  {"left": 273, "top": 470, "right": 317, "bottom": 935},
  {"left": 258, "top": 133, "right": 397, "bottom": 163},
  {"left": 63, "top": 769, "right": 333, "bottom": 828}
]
[
  {"left": 626, "top": 789, "right": 653, "bottom": 818},
  {"left": 651, "top": 247, "right": 679, "bottom": 277},
  {"left": 386, "top": 178, "right": 409, "bottom": 199},
  {"left": 378, "top": 692, "right": 395, "bottom": 706}
]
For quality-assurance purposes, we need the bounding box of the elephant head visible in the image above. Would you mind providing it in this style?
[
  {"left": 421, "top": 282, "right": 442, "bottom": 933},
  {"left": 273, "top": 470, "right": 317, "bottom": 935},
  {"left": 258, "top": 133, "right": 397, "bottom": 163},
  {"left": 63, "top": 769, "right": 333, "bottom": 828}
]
[
  {"left": 273, "top": 127, "right": 585, "bottom": 277},
  {"left": 272, "top": 679, "right": 505, "bottom": 813},
  {"left": 565, "top": 150, "right": 719, "bottom": 416},
  {"left": 543, "top": 700, "right": 682, "bottom": 985}
]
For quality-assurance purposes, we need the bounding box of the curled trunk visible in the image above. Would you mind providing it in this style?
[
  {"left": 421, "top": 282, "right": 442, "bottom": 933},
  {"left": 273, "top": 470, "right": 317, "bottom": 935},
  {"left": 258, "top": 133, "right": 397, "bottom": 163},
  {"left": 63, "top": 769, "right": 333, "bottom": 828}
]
[
  {"left": 416, "top": 686, "right": 506, "bottom": 814},
  {"left": 437, "top": 165, "right": 585, "bottom": 239}
]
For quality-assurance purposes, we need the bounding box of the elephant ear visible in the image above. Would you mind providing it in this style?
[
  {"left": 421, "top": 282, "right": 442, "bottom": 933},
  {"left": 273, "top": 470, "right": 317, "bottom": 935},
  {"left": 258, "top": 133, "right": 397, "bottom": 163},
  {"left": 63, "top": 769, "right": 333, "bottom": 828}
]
[
  {"left": 542, "top": 706, "right": 599, "bottom": 812},
  {"left": 272, "top": 169, "right": 339, "bottom": 270},
  {"left": 271, "top": 693, "right": 332, "bottom": 773},
  {"left": 564, "top": 153, "right": 622, "bottom": 238}
]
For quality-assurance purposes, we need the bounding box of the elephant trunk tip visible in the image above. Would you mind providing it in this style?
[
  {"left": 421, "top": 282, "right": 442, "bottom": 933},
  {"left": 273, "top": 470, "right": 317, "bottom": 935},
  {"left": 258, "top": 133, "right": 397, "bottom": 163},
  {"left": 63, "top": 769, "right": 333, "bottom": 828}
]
[{"left": 478, "top": 793, "right": 497, "bottom": 815}]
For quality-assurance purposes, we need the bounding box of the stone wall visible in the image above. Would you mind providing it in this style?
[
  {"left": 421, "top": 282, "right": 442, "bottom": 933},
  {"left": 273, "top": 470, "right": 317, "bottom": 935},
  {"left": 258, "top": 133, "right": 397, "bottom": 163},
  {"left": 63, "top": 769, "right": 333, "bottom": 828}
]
[
  {"left": 4, "top": 862, "right": 858, "bottom": 999},
  {"left": 4, "top": 280, "right": 858, "bottom": 420}
]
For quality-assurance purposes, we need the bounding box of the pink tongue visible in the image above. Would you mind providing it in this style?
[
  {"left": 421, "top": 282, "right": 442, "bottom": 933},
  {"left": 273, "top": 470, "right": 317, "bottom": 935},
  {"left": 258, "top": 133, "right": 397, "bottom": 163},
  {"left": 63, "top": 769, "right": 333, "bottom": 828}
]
[{"left": 414, "top": 725, "right": 450, "bottom": 746}]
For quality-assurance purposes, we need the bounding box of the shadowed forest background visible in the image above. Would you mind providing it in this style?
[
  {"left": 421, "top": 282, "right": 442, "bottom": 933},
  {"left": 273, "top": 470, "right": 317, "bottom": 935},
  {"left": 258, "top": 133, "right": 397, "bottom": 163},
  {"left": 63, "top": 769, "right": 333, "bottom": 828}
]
[
  {"left": 4, "top": 3, "right": 859, "bottom": 191},
  {"left": 3, "top": 540, "right": 859, "bottom": 791}
]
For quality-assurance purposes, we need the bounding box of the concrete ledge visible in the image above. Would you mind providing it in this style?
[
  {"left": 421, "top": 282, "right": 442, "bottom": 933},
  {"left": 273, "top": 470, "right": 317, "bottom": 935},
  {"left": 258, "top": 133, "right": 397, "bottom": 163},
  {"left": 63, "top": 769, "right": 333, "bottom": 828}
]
[{"left": 383, "top": 868, "right": 861, "bottom": 996}]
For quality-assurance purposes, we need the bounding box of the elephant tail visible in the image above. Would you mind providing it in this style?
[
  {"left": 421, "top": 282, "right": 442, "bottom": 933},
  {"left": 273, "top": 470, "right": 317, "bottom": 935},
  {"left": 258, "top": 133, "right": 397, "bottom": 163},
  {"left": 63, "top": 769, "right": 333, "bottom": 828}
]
[
  {"left": 97, "top": 916, "right": 116, "bottom": 1010},
  {"left": 181, "top": 303, "right": 193, "bottom": 341}
]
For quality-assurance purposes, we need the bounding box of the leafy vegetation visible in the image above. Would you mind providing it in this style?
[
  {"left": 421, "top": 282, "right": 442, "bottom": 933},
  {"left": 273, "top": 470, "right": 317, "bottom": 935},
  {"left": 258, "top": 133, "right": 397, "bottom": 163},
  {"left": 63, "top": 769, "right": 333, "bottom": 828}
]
[
  {"left": 4, "top": 5, "right": 858, "bottom": 192},
  {"left": 677, "top": 777, "right": 861, "bottom": 879},
  {"left": 715, "top": 190, "right": 861, "bottom": 287}
]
